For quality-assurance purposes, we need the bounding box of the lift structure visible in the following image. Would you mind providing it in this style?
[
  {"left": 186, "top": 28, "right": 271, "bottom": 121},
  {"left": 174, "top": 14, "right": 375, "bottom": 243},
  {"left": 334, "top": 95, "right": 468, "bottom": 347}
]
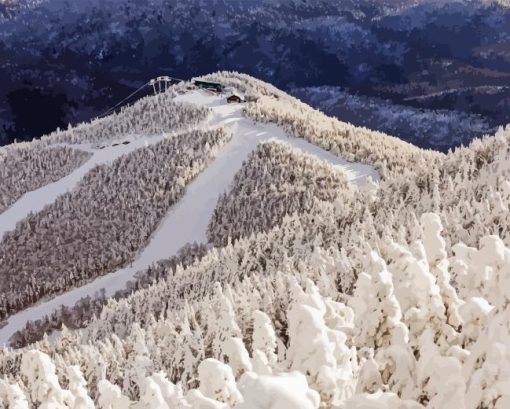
[
  {"left": 149, "top": 76, "right": 184, "bottom": 95},
  {"left": 96, "top": 75, "right": 184, "bottom": 119}
]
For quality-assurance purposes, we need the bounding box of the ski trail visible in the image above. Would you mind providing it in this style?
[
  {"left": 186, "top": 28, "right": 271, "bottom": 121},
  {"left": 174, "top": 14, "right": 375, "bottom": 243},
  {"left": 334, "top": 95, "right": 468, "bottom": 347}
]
[
  {"left": 0, "top": 135, "right": 168, "bottom": 240},
  {"left": 176, "top": 90, "right": 379, "bottom": 185},
  {"left": 0, "top": 90, "right": 379, "bottom": 345}
]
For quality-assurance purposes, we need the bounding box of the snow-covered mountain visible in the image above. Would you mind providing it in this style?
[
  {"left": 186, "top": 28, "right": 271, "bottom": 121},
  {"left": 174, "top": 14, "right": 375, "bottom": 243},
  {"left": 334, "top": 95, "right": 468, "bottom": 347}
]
[
  {"left": 1, "top": 0, "right": 509, "bottom": 150},
  {"left": 1, "top": 72, "right": 510, "bottom": 408}
]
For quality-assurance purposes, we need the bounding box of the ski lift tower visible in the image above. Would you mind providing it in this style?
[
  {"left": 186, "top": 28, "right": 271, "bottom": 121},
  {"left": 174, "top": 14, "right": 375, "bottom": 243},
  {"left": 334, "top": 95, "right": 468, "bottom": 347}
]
[
  {"left": 96, "top": 75, "right": 184, "bottom": 120},
  {"left": 149, "top": 76, "right": 174, "bottom": 95}
]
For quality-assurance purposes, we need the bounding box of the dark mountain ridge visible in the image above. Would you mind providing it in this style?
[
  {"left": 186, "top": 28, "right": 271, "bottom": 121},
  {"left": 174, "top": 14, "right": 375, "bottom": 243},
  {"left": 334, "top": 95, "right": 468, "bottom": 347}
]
[{"left": 1, "top": 0, "right": 509, "bottom": 149}]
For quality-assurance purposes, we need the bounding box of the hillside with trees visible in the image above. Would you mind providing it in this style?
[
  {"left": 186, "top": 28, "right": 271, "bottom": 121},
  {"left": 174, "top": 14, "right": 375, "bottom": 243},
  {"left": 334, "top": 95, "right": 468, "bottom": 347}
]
[
  {"left": 0, "top": 127, "right": 230, "bottom": 321},
  {"left": 291, "top": 86, "right": 494, "bottom": 152},
  {"left": 0, "top": 73, "right": 509, "bottom": 408},
  {"left": 0, "top": 145, "right": 91, "bottom": 213},
  {"left": 208, "top": 140, "right": 348, "bottom": 247},
  {"left": 1, "top": 0, "right": 510, "bottom": 151}
]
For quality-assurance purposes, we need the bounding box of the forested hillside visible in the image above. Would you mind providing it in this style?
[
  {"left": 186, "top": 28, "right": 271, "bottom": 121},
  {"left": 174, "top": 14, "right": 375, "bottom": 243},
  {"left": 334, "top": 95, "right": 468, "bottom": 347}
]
[
  {"left": 0, "top": 145, "right": 91, "bottom": 213},
  {"left": 0, "top": 73, "right": 509, "bottom": 408},
  {"left": 208, "top": 140, "right": 349, "bottom": 247},
  {"left": 0, "top": 125, "right": 230, "bottom": 321}
]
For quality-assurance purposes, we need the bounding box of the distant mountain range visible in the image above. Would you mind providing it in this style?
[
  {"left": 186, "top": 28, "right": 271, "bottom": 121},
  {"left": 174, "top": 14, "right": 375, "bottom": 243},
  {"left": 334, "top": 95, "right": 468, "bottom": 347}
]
[
  {"left": 1, "top": 0, "right": 509, "bottom": 149},
  {"left": 290, "top": 86, "right": 497, "bottom": 151}
]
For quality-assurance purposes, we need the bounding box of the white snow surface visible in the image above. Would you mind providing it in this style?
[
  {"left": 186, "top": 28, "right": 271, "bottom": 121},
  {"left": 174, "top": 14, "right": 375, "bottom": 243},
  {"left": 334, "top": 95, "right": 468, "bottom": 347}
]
[{"left": 0, "top": 90, "right": 379, "bottom": 345}]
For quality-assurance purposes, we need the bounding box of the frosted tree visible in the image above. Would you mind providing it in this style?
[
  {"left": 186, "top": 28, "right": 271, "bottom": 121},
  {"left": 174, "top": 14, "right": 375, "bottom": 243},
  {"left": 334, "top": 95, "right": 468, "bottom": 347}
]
[
  {"left": 97, "top": 380, "right": 131, "bottom": 409},
  {"left": 384, "top": 239, "right": 450, "bottom": 350},
  {"left": 20, "top": 350, "right": 73, "bottom": 408},
  {"left": 416, "top": 330, "right": 465, "bottom": 409},
  {"left": 123, "top": 324, "right": 153, "bottom": 398},
  {"left": 286, "top": 278, "right": 355, "bottom": 405},
  {"left": 145, "top": 373, "right": 187, "bottom": 408},
  {"left": 208, "top": 283, "right": 242, "bottom": 360},
  {"left": 67, "top": 366, "right": 95, "bottom": 409},
  {"left": 457, "top": 297, "right": 493, "bottom": 345},
  {"left": 374, "top": 324, "right": 417, "bottom": 400},
  {"left": 349, "top": 251, "right": 403, "bottom": 349},
  {"left": 135, "top": 378, "right": 169, "bottom": 409},
  {"left": 251, "top": 310, "right": 277, "bottom": 369},
  {"left": 355, "top": 348, "right": 383, "bottom": 394},
  {"left": 195, "top": 358, "right": 242, "bottom": 405},
  {"left": 421, "top": 213, "right": 462, "bottom": 329},
  {"left": 0, "top": 379, "right": 29, "bottom": 409}
]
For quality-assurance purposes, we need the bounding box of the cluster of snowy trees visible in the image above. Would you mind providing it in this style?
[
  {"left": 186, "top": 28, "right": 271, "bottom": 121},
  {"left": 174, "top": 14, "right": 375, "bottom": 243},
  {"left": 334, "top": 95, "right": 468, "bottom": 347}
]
[
  {"left": 197, "top": 75, "right": 510, "bottom": 293},
  {"left": 346, "top": 125, "right": 510, "bottom": 252},
  {"left": 200, "top": 72, "right": 442, "bottom": 178},
  {"left": 9, "top": 243, "right": 210, "bottom": 348},
  {"left": 41, "top": 90, "right": 209, "bottom": 145},
  {"left": 0, "top": 128, "right": 230, "bottom": 321},
  {"left": 1, "top": 214, "right": 510, "bottom": 408},
  {"left": 0, "top": 144, "right": 91, "bottom": 213},
  {"left": 208, "top": 140, "right": 348, "bottom": 246}
]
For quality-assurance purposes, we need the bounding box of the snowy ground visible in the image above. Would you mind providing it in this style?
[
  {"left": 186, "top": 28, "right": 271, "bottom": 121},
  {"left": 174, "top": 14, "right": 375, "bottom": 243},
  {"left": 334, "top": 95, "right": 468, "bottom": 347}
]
[{"left": 0, "top": 90, "right": 379, "bottom": 345}]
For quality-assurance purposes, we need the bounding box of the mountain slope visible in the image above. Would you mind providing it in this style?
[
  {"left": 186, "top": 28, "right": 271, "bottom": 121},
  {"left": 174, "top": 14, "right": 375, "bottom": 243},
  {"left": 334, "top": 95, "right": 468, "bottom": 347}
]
[
  {"left": 0, "top": 73, "right": 509, "bottom": 408},
  {"left": 0, "top": 144, "right": 91, "bottom": 214},
  {"left": 208, "top": 140, "right": 349, "bottom": 247},
  {"left": 0, "top": 74, "right": 383, "bottom": 344}
]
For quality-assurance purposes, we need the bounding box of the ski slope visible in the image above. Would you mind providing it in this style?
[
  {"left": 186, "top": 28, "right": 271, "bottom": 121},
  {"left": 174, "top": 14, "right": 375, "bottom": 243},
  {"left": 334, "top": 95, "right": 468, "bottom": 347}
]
[
  {"left": 0, "top": 90, "right": 379, "bottom": 345},
  {"left": 177, "top": 91, "right": 380, "bottom": 186},
  {"left": 0, "top": 136, "right": 169, "bottom": 240}
]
